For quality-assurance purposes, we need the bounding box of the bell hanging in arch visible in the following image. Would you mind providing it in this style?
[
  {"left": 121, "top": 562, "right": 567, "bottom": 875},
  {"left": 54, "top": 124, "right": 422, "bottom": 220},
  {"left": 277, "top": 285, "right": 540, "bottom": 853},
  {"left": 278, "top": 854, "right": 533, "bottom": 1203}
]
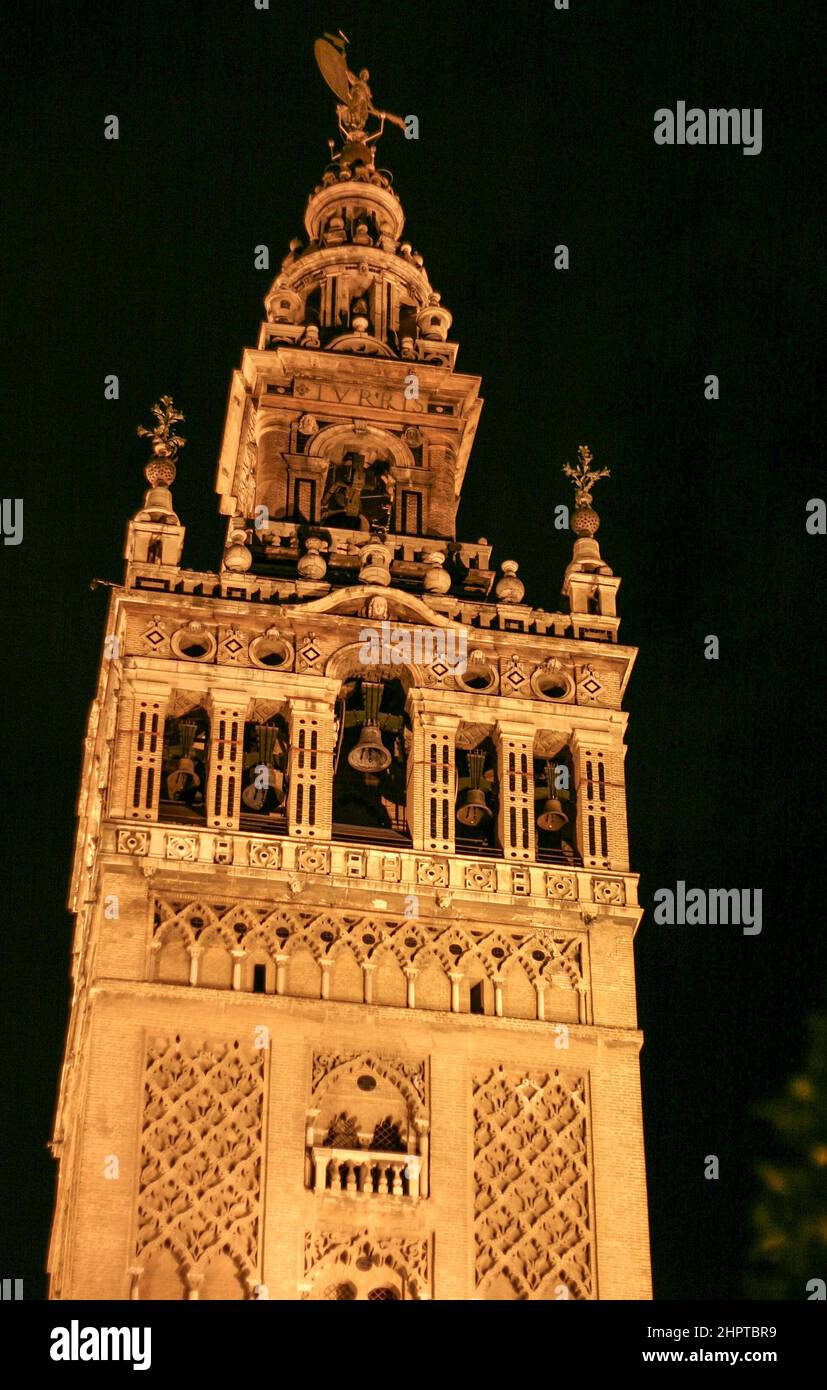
[
  {"left": 347, "top": 681, "right": 392, "bottom": 776},
  {"left": 456, "top": 749, "right": 492, "bottom": 828},
  {"left": 537, "top": 760, "right": 568, "bottom": 832}
]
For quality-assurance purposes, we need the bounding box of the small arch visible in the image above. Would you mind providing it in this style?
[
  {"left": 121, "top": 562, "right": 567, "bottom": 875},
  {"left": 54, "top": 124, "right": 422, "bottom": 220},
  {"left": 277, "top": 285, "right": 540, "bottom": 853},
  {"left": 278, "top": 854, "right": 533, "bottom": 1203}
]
[
  {"left": 330, "top": 945, "right": 363, "bottom": 1004},
  {"left": 200, "top": 946, "right": 233, "bottom": 990},
  {"left": 372, "top": 948, "right": 407, "bottom": 1009},
  {"left": 288, "top": 944, "right": 320, "bottom": 999},
  {"left": 139, "top": 1247, "right": 187, "bottom": 1301},
  {"left": 200, "top": 1252, "right": 248, "bottom": 1301},
  {"left": 414, "top": 956, "right": 451, "bottom": 1012},
  {"left": 155, "top": 941, "right": 190, "bottom": 986},
  {"left": 503, "top": 959, "right": 537, "bottom": 1020}
]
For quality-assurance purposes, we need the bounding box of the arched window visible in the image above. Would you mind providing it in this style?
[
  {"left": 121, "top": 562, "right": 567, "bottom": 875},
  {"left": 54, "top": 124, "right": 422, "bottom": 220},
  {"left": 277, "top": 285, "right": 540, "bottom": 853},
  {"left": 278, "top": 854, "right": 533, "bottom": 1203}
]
[
  {"left": 160, "top": 707, "right": 209, "bottom": 824},
  {"left": 333, "top": 678, "right": 409, "bottom": 844},
  {"left": 534, "top": 747, "right": 579, "bottom": 865},
  {"left": 240, "top": 715, "right": 288, "bottom": 832},
  {"left": 367, "top": 1285, "right": 400, "bottom": 1300},
  {"left": 455, "top": 736, "right": 500, "bottom": 855}
]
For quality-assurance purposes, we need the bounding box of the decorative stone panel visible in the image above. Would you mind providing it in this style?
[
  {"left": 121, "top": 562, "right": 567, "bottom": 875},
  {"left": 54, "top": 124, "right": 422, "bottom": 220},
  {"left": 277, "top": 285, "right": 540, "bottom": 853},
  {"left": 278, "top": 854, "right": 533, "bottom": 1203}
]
[
  {"left": 473, "top": 1065, "right": 594, "bottom": 1300},
  {"left": 248, "top": 839, "right": 281, "bottom": 869},
  {"left": 464, "top": 863, "right": 496, "bottom": 892},
  {"left": 165, "top": 833, "right": 199, "bottom": 861},
  {"left": 416, "top": 857, "right": 449, "bottom": 887},
  {"left": 117, "top": 828, "right": 149, "bottom": 855},
  {"left": 135, "top": 1035, "right": 266, "bottom": 1297},
  {"left": 297, "top": 844, "right": 331, "bottom": 875},
  {"left": 302, "top": 1229, "right": 431, "bottom": 1301},
  {"left": 545, "top": 871, "right": 578, "bottom": 900},
  {"left": 591, "top": 876, "right": 626, "bottom": 906}
]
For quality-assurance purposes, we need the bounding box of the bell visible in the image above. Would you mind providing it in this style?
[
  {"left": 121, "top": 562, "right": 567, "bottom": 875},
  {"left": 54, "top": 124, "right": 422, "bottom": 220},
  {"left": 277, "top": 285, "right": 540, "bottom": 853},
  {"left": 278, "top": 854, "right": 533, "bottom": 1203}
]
[
  {"left": 537, "top": 796, "right": 568, "bottom": 833},
  {"left": 348, "top": 724, "right": 392, "bottom": 775},
  {"left": 457, "top": 787, "right": 492, "bottom": 828}
]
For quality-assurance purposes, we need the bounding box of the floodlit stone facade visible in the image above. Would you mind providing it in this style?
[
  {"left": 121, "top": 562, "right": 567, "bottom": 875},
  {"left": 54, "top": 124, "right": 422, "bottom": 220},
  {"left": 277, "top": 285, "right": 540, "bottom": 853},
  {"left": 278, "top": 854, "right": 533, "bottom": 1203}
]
[{"left": 47, "top": 45, "right": 651, "bottom": 1301}]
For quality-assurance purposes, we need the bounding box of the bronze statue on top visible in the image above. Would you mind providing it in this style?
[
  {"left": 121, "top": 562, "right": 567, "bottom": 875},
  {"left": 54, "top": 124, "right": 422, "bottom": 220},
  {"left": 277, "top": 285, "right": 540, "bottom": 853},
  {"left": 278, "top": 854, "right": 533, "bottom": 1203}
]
[{"left": 314, "top": 32, "right": 405, "bottom": 164}]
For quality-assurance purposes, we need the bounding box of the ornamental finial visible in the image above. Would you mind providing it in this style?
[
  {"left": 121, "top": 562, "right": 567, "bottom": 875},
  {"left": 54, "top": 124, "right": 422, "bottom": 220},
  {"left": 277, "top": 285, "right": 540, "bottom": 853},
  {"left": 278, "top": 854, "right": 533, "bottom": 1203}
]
[
  {"left": 563, "top": 445, "right": 610, "bottom": 509},
  {"left": 137, "top": 396, "right": 185, "bottom": 492},
  {"left": 137, "top": 395, "right": 186, "bottom": 461},
  {"left": 563, "top": 445, "right": 611, "bottom": 540}
]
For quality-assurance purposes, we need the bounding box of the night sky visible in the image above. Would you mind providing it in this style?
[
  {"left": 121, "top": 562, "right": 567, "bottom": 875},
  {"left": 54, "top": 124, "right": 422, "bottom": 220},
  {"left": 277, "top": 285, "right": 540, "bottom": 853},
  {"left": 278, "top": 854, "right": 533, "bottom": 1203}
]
[{"left": 1, "top": 0, "right": 824, "bottom": 1301}]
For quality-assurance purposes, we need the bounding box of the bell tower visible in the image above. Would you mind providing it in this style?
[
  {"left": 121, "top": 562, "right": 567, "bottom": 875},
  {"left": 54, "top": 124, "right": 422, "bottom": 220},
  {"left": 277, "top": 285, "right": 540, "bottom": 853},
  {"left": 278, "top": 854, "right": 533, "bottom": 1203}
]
[{"left": 48, "top": 36, "right": 651, "bottom": 1301}]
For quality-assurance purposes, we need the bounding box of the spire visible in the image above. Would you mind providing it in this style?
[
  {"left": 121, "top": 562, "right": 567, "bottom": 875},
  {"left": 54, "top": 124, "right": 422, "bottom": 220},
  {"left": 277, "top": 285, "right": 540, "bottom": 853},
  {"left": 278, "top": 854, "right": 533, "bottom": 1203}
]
[
  {"left": 257, "top": 37, "right": 453, "bottom": 368},
  {"left": 125, "top": 396, "right": 186, "bottom": 569}
]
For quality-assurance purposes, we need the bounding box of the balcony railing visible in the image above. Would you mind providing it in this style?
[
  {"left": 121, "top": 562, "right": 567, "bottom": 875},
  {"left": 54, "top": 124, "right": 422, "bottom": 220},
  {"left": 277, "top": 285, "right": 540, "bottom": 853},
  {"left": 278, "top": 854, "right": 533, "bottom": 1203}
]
[
  {"left": 311, "top": 1147, "right": 421, "bottom": 1198},
  {"left": 537, "top": 845, "right": 583, "bottom": 866},
  {"left": 158, "top": 799, "right": 206, "bottom": 826}
]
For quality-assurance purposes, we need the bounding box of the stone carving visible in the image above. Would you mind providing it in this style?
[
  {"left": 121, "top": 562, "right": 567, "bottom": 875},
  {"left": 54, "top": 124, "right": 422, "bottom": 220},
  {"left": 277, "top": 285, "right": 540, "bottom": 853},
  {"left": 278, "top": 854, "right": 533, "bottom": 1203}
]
[
  {"left": 344, "top": 849, "right": 367, "bottom": 877},
  {"left": 302, "top": 1228, "right": 430, "bottom": 1301},
  {"left": 152, "top": 896, "right": 587, "bottom": 1011},
  {"left": 137, "top": 615, "right": 169, "bottom": 655},
  {"left": 217, "top": 626, "right": 248, "bottom": 664},
  {"left": 380, "top": 853, "right": 401, "bottom": 881},
  {"left": 165, "top": 833, "right": 199, "bottom": 862},
  {"left": 576, "top": 663, "right": 604, "bottom": 704},
  {"left": 545, "top": 872, "right": 578, "bottom": 901},
  {"left": 510, "top": 867, "right": 531, "bottom": 895},
  {"left": 297, "top": 633, "right": 323, "bottom": 670},
  {"left": 591, "top": 877, "right": 625, "bottom": 906},
  {"left": 296, "top": 845, "right": 331, "bottom": 875},
  {"left": 501, "top": 653, "right": 529, "bottom": 693},
  {"left": 248, "top": 840, "right": 282, "bottom": 870},
  {"left": 311, "top": 1050, "right": 427, "bottom": 1109},
  {"left": 416, "top": 858, "right": 449, "bottom": 887},
  {"left": 117, "top": 828, "right": 149, "bottom": 856},
  {"left": 473, "top": 1065, "right": 594, "bottom": 1299},
  {"left": 464, "top": 864, "right": 497, "bottom": 892},
  {"left": 213, "top": 837, "right": 233, "bottom": 865},
  {"left": 135, "top": 1035, "right": 265, "bottom": 1294}
]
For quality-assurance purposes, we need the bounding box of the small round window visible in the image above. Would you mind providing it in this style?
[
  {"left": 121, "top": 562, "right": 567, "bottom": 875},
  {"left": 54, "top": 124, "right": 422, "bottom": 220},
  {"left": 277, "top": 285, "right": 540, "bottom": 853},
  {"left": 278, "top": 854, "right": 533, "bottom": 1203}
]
[
  {"left": 250, "top": 633, "right": 293, "bottom": 669},
  {"left": 457, "top": 663, "right": 498, "bottom": 695},
  {"left": 171, "top": 626, "right": 216, "bottom": 662},
  {"left": 531, "top": 666, "right": 574, "bottom": 702},
  {"left": 357, "top": 1074, "right": 377, "bottom": 1093}
]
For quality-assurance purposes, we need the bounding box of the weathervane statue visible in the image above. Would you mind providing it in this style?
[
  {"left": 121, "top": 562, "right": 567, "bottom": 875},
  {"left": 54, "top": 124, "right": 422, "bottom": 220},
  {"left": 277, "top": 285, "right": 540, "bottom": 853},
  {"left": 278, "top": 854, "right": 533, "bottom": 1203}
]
[{"left": 314, "top": 31, "right": 405, "bottom": 164}]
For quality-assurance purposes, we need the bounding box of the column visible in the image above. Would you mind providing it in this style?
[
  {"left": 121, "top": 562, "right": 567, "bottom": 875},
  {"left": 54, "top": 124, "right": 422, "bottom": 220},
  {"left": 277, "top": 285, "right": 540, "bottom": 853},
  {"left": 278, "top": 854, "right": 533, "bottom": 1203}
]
[
  {"left": 495, "top": 720, "right": 536, "bottom": 862},
  {"left": 287, "top": 697, "right": 336, "bottom": 839},
  {"left": 205, "top": 689, "right": 247, "bottom": 830},
  {"left": 121, "top": 679, "right": 169, "bottom": 821},
  {"left": 406, "top": 695, "right": 459, "bottom": 854},
  {"left": 570, "top": 731, "right": 628, "bottom": 870}
]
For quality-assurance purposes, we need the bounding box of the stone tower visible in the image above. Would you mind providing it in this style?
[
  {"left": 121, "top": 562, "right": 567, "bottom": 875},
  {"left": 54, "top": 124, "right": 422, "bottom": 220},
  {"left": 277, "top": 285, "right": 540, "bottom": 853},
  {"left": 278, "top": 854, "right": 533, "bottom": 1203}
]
[{"left": 47, "top": 40, "right": 651, "bottom": 1301}]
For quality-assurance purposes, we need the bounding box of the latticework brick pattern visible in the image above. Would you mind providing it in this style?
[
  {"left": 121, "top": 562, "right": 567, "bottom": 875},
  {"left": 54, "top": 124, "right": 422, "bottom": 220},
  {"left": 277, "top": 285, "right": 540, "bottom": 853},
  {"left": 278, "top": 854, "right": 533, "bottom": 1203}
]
[
  {"left": 135, "top": 1035, "right": 266, "bottom": 1291},
  {"left": 473, "top": 1065, "right": 594, "bottom": 1299}
]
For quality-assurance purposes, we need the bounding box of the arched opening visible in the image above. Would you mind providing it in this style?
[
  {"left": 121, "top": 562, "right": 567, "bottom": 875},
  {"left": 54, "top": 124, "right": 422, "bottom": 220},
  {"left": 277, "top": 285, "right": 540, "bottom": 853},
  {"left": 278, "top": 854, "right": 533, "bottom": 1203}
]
[
  {"left": 200, "top": 1253, "right": 248, "bottom": 1301},
  {"left": 160, "top": 707, "right": 209, "bottom": 824},
  {"left": 308, "top": 1064, "right": 421, "bottom": 1198},
  {"left": 534, "top": 746, "right": 579, "bottom": 864},
  {"left": 155, "top": 939, "right": 190, "bottom": 986},
  {"left": 320, "top": 449, "right": 395, "bottom": 532},
  {"left": 455, "top": 735, "right": 500, "bottom": 855},
  {"left": 139, "top": 1248, "right": 186, "bottom": 1301},
  {"left": 333, "top": 677, "right": 409, "bottom": 845},
  {"left": 239, "top": 714, "right": 288, "bottom": 833}
]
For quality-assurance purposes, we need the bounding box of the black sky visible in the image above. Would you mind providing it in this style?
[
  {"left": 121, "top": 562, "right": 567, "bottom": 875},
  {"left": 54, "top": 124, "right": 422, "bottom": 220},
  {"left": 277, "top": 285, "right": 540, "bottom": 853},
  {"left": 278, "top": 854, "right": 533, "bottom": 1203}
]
[{"left": 0, "top": 0, "right": 824, "bottom": 1300}]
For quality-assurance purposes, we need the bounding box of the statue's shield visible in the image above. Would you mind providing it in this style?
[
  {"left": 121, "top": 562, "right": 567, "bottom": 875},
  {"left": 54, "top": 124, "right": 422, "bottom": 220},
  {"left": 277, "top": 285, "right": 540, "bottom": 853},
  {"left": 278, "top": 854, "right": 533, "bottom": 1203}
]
[{"left": 314, "top": 36, "right": 350, "bottom": 103}]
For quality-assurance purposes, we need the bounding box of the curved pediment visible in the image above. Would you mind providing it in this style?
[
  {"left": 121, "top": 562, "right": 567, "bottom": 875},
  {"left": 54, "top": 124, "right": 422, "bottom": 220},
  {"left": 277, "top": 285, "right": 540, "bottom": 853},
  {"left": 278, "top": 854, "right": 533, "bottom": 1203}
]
[{"left": 291, "top": 585, "right": 462, "bottom": 629}]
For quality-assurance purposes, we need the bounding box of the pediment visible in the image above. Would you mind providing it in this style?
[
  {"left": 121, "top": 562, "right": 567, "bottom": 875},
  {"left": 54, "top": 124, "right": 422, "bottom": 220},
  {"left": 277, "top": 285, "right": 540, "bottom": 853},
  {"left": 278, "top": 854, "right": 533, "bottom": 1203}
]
[{"left": 291, "top": 584, "right": 460, "bottom": 629}]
